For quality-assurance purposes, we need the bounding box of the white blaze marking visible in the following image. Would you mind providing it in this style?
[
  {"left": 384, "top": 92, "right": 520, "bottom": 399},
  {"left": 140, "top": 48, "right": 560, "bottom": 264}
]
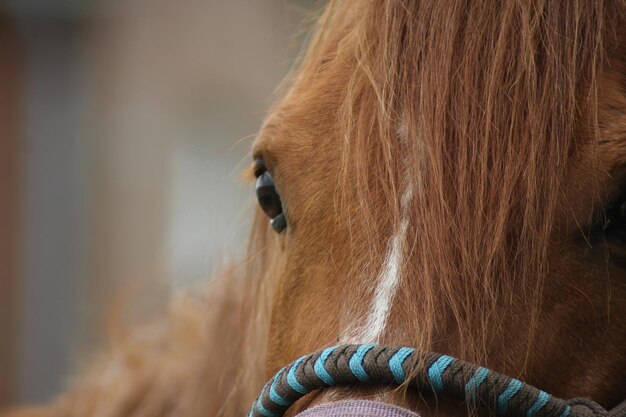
[
  {"left": 342, "top": 120, "right": 415, "bottom": 343},
  {"left": 362, "top": 216, "right": 410, "bottom": 342},
  {"left": 344, "top": 187, "right": 413, "bottom": 343}
]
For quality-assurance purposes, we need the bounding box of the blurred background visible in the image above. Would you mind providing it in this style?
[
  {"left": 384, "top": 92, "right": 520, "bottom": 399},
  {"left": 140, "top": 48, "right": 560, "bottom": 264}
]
[{"left": 0, "top": 0, "right": 320, "bottom": 407}]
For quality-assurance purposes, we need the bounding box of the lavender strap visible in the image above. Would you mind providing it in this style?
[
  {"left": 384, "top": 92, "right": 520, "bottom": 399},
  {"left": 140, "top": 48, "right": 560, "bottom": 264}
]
[{"left": 295, "top": 400, "right": 420, "bottom": 417}]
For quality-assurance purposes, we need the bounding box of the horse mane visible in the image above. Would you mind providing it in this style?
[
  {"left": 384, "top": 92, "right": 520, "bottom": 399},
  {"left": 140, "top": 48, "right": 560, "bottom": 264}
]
[{"left": 245, "top": 0, "right": 624, "bottom": 380}]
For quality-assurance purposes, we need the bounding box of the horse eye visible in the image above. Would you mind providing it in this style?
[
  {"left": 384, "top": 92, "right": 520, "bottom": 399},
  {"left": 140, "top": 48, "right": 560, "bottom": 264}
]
[
  {"left": 255, "top": 171, "right": 287, "bottom": 233},
  {"left": 602, "top": 197, "right": 626, "bottom": 243}
]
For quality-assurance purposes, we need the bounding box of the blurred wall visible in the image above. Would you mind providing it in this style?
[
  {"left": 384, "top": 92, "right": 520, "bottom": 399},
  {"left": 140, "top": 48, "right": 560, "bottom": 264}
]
[
  {"left": 0, "top": 13, "right": 23, "bottom": 406},
  {"left": 3, "top": 0, "right": 320, "bottom": 406}
]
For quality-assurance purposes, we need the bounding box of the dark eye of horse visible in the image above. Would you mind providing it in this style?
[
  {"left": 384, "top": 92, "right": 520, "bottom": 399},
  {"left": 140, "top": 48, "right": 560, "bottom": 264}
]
[
  {"left": 255, "top": 163, "right": 286, "bottom": 233},
  {"left": 602, "top": 197, "right": 626, "bottom": 243}
]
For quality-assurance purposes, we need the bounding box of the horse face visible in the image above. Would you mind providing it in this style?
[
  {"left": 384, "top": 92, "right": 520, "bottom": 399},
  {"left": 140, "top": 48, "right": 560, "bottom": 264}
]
[{"left": 251, "top": 1, "right": 626, "bottom": 415}]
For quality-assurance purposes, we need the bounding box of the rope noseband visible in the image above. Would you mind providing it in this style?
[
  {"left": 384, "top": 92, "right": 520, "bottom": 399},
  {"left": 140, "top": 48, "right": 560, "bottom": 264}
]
[{"left": 249, "top": 345, "right": 623, "bottom": 417}]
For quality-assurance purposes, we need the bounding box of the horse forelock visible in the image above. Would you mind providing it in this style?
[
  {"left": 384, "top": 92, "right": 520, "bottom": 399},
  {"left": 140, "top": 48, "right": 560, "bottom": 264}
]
[{"left": 243, "top": 0, "right": 626, "bottom": 405}]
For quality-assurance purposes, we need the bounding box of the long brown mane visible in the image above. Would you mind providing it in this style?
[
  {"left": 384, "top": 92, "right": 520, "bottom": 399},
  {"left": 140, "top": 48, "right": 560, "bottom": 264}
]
[{"left": 248, "top": 0, "right": 623, "bottom": 374}]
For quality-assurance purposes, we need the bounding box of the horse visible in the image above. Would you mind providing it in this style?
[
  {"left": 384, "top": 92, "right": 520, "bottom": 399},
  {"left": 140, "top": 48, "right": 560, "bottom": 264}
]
[{"left": 3, "top": 0, "right": 626, "bottom": 416}]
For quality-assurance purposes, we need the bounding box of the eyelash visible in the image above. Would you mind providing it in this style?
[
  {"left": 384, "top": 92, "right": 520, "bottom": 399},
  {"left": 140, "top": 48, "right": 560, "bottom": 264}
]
[
  {"left": 595, "top": 194, "right": 626, "bottom": 244},
  {"left": 602, "top": 197, "right": 626, "bottom": 242},
  {"left": 253, "top": 159, "right": 266, "bottom": 178}
]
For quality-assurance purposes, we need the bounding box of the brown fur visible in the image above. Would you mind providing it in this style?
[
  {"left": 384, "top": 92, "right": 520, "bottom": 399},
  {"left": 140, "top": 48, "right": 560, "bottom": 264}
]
[
  {"left": 4, "top": 1, "right": 626, "bottom": 416},
  {"left": 255, "top": 0, "right": 626, "bottom": 413}
]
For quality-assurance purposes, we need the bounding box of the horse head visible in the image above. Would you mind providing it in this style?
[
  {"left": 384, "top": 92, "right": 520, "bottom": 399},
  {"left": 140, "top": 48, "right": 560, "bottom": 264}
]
[{"left": 249, "top": 1, "right": 626, "bottom": 416}]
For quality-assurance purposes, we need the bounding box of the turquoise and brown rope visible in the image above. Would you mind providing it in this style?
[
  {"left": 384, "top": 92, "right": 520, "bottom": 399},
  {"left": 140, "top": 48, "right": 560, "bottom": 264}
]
[{"left": 248, "top": 344, "right": 620, "bottom": 417}]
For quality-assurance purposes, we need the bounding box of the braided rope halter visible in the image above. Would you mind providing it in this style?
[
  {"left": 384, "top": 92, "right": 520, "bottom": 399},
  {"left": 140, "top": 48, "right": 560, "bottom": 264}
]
[{"left": 248, "top": 344, "right": 625, "bottom": 417}]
